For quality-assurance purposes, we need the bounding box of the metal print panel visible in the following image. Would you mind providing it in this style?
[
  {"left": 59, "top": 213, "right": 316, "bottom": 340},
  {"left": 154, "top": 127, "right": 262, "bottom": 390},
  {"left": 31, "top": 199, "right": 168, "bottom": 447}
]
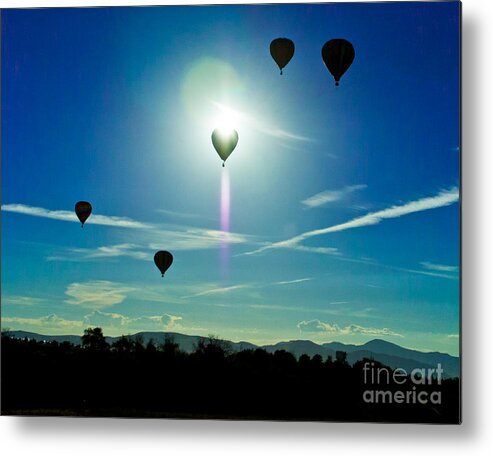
[{"left": 1, "top": 1, "right": 461, "bottom": 423}]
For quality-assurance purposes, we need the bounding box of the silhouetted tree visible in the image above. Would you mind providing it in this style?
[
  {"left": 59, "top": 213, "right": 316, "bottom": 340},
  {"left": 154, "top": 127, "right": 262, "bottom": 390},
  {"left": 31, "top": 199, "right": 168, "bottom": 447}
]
[
  {"left": 194, "top": 334, "right": 232, "bottom": 359},
  {"left": 335, "top": 350, "right": 348, "bottom": 364},
  {"left": 299, "top": 353, "right": 311, "bottom": 368},
  {"left": 311, "top": 354, "right": 323, "bottom": 367},
  {"left": 112, "top": 335, "right": 133, "bottom": 353},
  {"left": 81, "top": 327, "right": 108, "bottom": 351},
  {"left": 146, "top": 338, "right": 157, "bottom": 353},
  {"left": 160, "top": 335, "right": 180, "bottom": 356},
  {"left": 134, "top": 334, "right": 145, "bottom": 353},
  {"left": 273, "top": 349, "right": 297, "bottom": 370}
]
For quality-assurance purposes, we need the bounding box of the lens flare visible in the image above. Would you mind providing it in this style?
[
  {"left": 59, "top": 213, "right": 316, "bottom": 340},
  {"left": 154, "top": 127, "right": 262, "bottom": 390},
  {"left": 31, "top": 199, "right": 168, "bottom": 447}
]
[{"left": 220, "top": 167, "right": 230, "bottom": 278}]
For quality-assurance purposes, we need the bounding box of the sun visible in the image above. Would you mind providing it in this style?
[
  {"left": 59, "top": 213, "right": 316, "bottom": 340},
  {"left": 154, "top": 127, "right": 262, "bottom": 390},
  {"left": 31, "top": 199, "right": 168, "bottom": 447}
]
[
  {"left": 211, "top": 102, "right": 243, "bottom": 134},
  {"left": 214, "top": 123, "right": 237, "bottom": 138}
]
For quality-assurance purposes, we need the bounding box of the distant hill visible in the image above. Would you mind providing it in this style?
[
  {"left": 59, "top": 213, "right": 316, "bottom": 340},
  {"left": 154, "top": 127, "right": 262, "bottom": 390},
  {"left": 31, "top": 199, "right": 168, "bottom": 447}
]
[
  {"left": 262, "top": 340, "right": 331, "bottom": 358},
  {"left": 5, "top": 330, "right": 83, "bottom": 346},
  {"left": 266, "top": 339, "right": 459, "bottom": 378},
  {"left": 5, "top": 330, "right": 256, "bottom": 354},
  {"left": 5, "top": 330, "right": 458, "bottom": 378},
  {"left": 324, "top": 339, "right": 459, "bottom": 378}
]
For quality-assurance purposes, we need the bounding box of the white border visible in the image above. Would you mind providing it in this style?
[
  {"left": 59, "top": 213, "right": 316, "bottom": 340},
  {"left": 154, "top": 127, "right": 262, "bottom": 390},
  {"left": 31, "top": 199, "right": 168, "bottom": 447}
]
[{"left": 2, "top": 0, "right": 493, "bottom": 455}]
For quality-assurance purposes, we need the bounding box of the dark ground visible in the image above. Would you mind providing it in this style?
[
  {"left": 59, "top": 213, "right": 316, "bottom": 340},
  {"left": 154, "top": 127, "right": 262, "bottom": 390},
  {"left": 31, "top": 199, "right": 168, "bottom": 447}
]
[{"left": 1, "top": 332, "right": 460, "bottom": 423}]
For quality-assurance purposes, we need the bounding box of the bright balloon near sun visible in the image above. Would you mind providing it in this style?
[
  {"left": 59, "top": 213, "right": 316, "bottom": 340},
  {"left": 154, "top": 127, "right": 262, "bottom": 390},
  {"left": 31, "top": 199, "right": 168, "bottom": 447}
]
[{"left": 211, "top": 127, "right": 239, "bottom": 167}]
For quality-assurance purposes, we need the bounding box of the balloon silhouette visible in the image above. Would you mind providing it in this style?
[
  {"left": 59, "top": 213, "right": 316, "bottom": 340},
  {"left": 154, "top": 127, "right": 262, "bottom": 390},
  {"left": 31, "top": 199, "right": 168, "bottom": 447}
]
[
  {"left": 270, "top": 38, "right": 295, "bottom": 75},
  {"left": 75, "top": 201, "right": 92, "bottom": 227},
  {"left": 154, "top": 251, "right": 173, "bottom": 277},
  {"left": 212, "top": 128, "right": 238, "bottom": 167},
  {"left": 321, "top": 39, "right": 355, "bottom": 86}
]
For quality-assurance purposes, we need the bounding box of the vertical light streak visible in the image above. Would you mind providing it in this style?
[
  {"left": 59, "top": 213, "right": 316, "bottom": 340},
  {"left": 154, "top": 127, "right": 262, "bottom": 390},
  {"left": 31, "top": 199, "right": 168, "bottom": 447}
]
[{"left": 220, "top": 168, "right": 230, "bottom": 279}]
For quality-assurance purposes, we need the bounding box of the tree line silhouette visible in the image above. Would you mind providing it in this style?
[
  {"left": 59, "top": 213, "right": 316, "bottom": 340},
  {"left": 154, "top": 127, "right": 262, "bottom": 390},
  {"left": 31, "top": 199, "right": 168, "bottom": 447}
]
[{"left": 1, "top": 328, "right": 459, "bottom": 422}]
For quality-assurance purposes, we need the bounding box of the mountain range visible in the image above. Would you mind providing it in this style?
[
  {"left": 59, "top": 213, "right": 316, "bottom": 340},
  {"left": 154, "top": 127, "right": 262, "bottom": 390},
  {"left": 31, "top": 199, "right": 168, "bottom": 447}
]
[{"left": 5, "top": 330, "right": 460, "bottom": 378}]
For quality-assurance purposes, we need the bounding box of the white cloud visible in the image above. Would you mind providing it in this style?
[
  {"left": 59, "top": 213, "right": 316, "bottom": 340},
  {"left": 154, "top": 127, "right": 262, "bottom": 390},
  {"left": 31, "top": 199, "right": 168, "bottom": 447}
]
[
  {"left": 243, "top": 187, "right": 459, "bottom": 256},
  {"left": 3, "top": 311, "right": 184, "bottom": 334},
  {"left": 65, "top": 281, "right": 135, "bottom": 309},
  {"left": 302, "top": 184, "right": 367, "bottom": 208},
  {"left": 2, "top": 203, "right": 150, "bottom": 229},
  {"left": 420, "top": 261, "right": 459, "bottom": 273},
  {"left": 83, "top": 310, "right": 127, "bottom": 327},
  {"left": 297, "top": 319, "right": 402, "bottom": 337},
  {"left": 2, "top": 314, "right": 82, "bottom": 331},
  {"left": 130, "top": 314, "right": 183, "bottom": 330},
  {"left": 83, "top": 311, "right": 183, "bottom": 331}
]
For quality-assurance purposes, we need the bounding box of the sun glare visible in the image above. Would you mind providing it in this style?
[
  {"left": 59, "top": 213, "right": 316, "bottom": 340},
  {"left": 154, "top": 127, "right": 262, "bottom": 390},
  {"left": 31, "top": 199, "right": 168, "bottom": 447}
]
[
  {"left": 214, "top": 124, "right": 237, "bottom": 138},
  {"left": 211, "top": 102, "right": 243, "bottom": 133},
  {"left": 220, "top": 167, "right": 231, "bottom": 279}
]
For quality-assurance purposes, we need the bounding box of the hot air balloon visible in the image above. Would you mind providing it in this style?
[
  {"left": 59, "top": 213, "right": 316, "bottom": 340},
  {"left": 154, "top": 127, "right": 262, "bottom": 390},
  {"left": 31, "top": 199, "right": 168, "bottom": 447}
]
[
  {"left": 212, "top": 128, "right": 238, "bottom": 167},
  {"left": 154, "top": 250, "right": 173, "bottom": 277},
  {"left": 270, "top": 38, "right": 295, "bottom": 75},
  {"left": 321, "top": 39, "right": 355, "bottom": 86},
  {"left": 75, "top": 201, "right": 92, "bottom": 227}
]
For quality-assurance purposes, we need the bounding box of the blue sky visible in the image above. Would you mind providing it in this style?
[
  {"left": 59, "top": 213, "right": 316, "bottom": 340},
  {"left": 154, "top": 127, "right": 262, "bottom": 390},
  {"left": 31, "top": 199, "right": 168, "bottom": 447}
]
[{"left": 1, "top": 2, "right": 460, "bottom": 354}]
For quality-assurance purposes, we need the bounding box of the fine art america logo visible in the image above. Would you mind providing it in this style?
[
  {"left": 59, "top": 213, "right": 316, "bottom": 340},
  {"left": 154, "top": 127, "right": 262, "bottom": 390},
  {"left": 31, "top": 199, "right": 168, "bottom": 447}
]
[{"left": 362, "top": 362, "right": 444, "bottom": 405}]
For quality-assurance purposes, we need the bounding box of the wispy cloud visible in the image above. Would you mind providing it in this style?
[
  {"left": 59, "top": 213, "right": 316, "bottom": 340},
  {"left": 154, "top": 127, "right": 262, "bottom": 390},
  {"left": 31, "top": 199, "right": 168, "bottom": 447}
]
[
  {"left": 382, "top": 264, "right": 458, "bottom": 280},
  {"left": 334, "top": 256, "right": 459, "bottom": 281},
  {"left": 2, "top": 204, "right": 150, "bottom": 229},
  {"left": 2, "top": 295, "right": 47, "bottom": 306},
  {"left": 420, "top": 261, "right": 459, "bottom": 273},
  {"left": 148, "top": 228, "right": 251, "bottom": 251},
  {"left": 86, "top": 244, "right": 149, "bottom": 259},
  {"left": 181, "top": 284, "right": 249, "bottom": 299},
  {"left": 302, "top": 184, "right": 367, "bottom": 209},
  {"left": 234, "top": 244, "right": 339, "bottom": 257},
  {"left": 274, "top": 278, "right": 313, "bottom": 286},
  {"left": 297, "top": 319, "right": 403, "bottom": 337},
  {"left": 4, "top": 203, "right": 258, "bottom": 261},
  {"left": 156, "top": 209, "right": 205, "bottom": 220},
  {"left": 48, "top": 228, "right": 254, "bottom": 262},
  {"left": 183, "top": 276, "right": 319, "bottom": 299},
  {"left": 267, "top": 129, "right": 310, "bottom": 142},
  {"left": 249, "top": 303, "right": 379, "bottom": 319},
  {"left": 65, "top": 281, "right": 135, "bottom": 309},
  {"left": 289, "top": 245, "right": 340, "bottom": 255},
  {"left": 243, "top": 187, "right": 459, "bottom": 256},
  {"left": 248, "top": 303, "right": 310, "bottom": 312},
  {"left": 213, "top": 101, "right": 311, "bottom": 142},
  {"left": 48, "top": 243, "right": 150, "bottom": 262}
]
